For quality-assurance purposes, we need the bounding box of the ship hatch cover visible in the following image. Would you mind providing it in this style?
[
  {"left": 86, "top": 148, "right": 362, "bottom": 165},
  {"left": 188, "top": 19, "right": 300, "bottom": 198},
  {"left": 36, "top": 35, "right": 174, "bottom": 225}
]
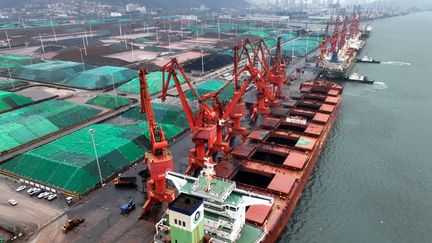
[
  {"left": 325, "top": 95, "right": 340, "bottom": 104},
  {"left": 319, "top": 104, "right": 335, "bottom": 113},
  {"left": 267, "top": 173, "right": 296, "bottom": 194},
  {"left": 246, "top": 205, "right": 272, "bottom": 225},
  {"left": 313, "top": 113, "right": 330, "bottom": 124},
  {"left": 281, "top": 100, "right": 297, "bottom": 108},
  {"left": 305, "top": 123, "right": 324, "bottom": 137},
  {"left": 247, "top": 129, "right": 270, "bottom": 142},
  {"left": 231, "top": 144, "right": 257, "bottom": 159},
  {"left": 270, "top": 107, "right": 290, "bottom": 118},
  {"left": 327, "top": 89, "right": 340, "bottom": 96},
  {"left": 260, "top": 117, "right": 281, "bottom": 129},
  {"left": 295, "top": 136, "right": 316, "bottom": 150},
  {"left": 283, "top": 150, "right": 309, "bottom": 170}
]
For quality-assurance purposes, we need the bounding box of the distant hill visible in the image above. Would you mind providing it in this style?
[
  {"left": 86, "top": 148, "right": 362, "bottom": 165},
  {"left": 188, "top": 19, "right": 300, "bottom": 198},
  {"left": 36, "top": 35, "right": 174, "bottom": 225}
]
[{"left": 0, "top": 0, "right": 248, "bottom": 10}]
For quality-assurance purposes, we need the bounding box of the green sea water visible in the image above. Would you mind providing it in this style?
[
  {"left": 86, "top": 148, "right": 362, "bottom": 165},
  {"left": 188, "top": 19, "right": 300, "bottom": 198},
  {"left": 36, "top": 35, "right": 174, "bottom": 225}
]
[{"left": 280, "top": 12, "right": 432, "bottom": 242}]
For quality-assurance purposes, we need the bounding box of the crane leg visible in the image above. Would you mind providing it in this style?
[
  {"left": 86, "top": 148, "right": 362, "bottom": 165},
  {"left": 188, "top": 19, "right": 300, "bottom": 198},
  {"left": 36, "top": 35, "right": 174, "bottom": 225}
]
[
  {"left": 140, "top": 179, "right": 157, "bottom": 219},
  {"left": 185, "top": 163, "right": 199, "bottom": 175}
]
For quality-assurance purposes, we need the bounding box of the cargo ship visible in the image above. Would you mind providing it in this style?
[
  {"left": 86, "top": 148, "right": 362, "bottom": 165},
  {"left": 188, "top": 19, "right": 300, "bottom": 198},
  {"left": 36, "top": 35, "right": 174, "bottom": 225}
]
[
  {"left": 153, "top": 79, "right": 343, "bottom": 242},
  {"left": 361, "top": 24, "right": 373, "bottom": 38},
  {"left": 319, "top": 11, "right": 365, "bottom": 79},
  {"left": 320, "top": 44, "right": 357, "bottom": 79}
]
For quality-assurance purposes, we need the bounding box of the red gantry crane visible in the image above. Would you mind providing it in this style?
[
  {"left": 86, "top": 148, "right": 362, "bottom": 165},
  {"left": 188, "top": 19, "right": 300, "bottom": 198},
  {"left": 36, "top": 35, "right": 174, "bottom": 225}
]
[
  {"left": 319, "top": 21, "right": 330, "bottom": 61},
  {"left": 339, "top": 16, "right": 349, "bottom": 48},
  {"left": 159, "top": 40, "right": 268, "bottom": 174},
  {"left": 138, "top": 68, "right": 175, "bottom": 217},
  {"left": 349, "top": 10, "right": 360, "bottom": 38},
  {"left": 253, "top": 37, "right": 287, "bottom": 99},
  {"left": 329, "top": 17, "right": 340, "bottom": 53}
]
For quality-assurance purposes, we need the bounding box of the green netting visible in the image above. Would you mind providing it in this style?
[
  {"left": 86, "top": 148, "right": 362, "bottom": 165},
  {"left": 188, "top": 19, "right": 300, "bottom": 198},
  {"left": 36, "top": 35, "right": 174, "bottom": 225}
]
[
  {"left": 117, "top": 71, "right": 185, "bottom": 95},
  {"left": 280, "top": 36, "right": 323, "bottom": 57},
  {"left": 60, "top": 66, "right": 137, "bottom": 90},
  {"left": 122, "top": 102, "right": 189, "bottom": 129},
  {"left": 190, "top": 24, "right": 246, "bottom": 35},
  {"left": 189, "top": 24, "right": 277, "bottom": 36},
  {"left": 0, "top": 90, "right": 33, "bottom": 113},
  {"left": 0, "top": 80, "right": 28, "bottom": 90},
  {"left": 85, "top": 19, "right": 106, "bottom": 25},
  {"left": 0, "top": 123, "right": 150, "bottom": 195},
  {"left": 217, "top": 33, "right": 296, "bottom": 58},
  {"left": 0, "top": 100, "right": 101, "bottom": 153},
  {"left": 242, "top": 30, "right": 270, "bottom": 38},
  {"left": 0, "top": 54, "right": 42, "bottom": 71},
  {"left": 86, "top": 94, "right": 134, "bottom": 109},
  {"left": 309, "top": 30, "right": 333, "bottom": 37},
  {"left": 185, "top": 79, "right": 234, "bottom": 103},
  {"left": 137, "top": 121, "right": 184, "bottom": 141},
  {"left": 133, "top": 37, "right": 150, "bottom": 43},
  {"left": 11, "top": 61, "right": 94, "bottom": 85}
]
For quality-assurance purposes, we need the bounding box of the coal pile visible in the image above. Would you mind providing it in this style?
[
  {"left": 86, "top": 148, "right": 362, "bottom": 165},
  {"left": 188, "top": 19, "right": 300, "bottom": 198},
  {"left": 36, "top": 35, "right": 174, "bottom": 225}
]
[{"left": 183, "top": 53, "right": 233, "bottom": 72}]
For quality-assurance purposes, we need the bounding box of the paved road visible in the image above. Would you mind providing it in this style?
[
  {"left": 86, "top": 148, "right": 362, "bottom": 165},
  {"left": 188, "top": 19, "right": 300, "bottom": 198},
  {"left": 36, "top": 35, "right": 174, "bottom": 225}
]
[{"left": 0, "top": 177, "right": 66, "bottom": 242}]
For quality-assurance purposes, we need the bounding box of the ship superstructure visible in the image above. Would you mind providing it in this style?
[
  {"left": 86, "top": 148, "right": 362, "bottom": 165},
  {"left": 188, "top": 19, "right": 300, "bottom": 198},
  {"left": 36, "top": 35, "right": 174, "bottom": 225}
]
[{"left": 154, "top": 168, "right": 274, "bottom": 243}]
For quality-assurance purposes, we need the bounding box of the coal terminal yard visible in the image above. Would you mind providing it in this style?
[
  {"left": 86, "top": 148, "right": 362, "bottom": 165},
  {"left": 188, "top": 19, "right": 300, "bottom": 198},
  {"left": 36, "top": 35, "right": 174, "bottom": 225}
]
[{"left": 0, "top": 2, "right": 416, "bottom": 243}]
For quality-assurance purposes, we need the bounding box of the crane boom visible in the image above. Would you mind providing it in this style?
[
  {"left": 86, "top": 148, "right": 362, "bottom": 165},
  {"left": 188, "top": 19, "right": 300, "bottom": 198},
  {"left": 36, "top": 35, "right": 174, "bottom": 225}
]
[
  {"left": 339, "top": 16, "right": 349, "bottom": 48},
  {"left": 319, "top": 21, "right": 330, "bottom": 61},
  {"left": 139, "top": 69, "right": 168, "bottom": 154},
  {"left": 329, "top": 17, "right": 340, "bottom": 53},
  {"left": 138, "top": 68, "right": 175, "bottom": 218}
]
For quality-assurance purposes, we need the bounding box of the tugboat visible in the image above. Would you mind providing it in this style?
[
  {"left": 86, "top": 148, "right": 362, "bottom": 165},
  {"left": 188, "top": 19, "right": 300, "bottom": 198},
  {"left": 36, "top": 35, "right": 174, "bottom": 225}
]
[
  {"left": 356, "top": 55, "right": 380, "bottom": 63},
  {"left": 346, "top": 72, "right": 374, "bottom": 84}
]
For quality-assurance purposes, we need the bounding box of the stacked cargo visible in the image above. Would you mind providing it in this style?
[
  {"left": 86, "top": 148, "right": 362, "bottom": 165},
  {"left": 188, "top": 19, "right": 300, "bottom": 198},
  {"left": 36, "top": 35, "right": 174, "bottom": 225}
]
[
  {"left": 0, "top": 100, "right": 101, "bottom": 153},
  {"left": 0, "top": 123, "right": 150, "bottom": 195}
]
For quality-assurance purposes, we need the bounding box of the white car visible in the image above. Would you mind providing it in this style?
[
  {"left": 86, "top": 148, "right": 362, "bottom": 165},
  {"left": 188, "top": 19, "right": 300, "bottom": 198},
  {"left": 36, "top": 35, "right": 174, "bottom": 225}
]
[
  {"left": 66, "top": 196, "right": 73, "bottom": 204},
  {"left": 27, "top": 188, "right": 35, "bottom": 194},
  {"left": 16, "top": 185, "right": 26, "bottom": 192},
  {"left": 29, "top": 188, "right": 41, "bottom": 196},
  {"left": 8, "top": 199, "right": 17, "bottom": 206},
  {"left": 37, "top": 192, "right": 49, "bottom": 199},
  {"left": 47, "top": 194, "right": 57, "bottom": 201},
  {"left": 44, "top": 192, "right": 52, "bottom": 199}
]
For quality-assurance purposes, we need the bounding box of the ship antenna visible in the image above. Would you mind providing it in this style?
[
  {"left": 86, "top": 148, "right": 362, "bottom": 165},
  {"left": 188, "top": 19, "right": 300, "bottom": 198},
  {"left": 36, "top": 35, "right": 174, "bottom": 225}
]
[{"left": 201, "top": 157, "right": 215, "bottom": 192}]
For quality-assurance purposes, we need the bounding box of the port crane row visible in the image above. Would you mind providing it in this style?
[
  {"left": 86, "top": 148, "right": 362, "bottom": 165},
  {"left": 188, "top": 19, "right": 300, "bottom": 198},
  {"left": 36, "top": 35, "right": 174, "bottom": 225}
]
[
  {"left": 139, "top": 37, "right": 292, "bottom": 217},
  {"left": 319, "top": 11, "right": 362, "bottom": 61}
]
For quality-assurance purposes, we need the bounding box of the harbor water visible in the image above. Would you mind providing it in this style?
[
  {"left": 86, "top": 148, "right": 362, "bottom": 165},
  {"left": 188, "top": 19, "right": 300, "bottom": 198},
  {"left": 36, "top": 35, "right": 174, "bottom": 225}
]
[{"left": 280, "top": 12, "right": 432, "bottom": 243}]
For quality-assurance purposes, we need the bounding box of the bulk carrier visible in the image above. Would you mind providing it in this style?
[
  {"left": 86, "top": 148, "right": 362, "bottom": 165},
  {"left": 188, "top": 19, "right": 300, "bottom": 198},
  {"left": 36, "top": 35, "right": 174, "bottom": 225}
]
[
  {"left": 153, "top": 79, "right": 343, "bottom": 242},
  {"left": 319, "top": 11, "right": 366, "bottom": 79}
]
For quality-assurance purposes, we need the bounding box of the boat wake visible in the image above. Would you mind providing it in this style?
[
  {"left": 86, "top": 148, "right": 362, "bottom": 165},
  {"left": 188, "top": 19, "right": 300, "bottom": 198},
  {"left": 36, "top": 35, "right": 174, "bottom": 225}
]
[
  {"left": 381, "top": 61, "right": 411, "bottom": 66},
  {"left": 374, "top": 81, "right": 388, "bottom": 89}
]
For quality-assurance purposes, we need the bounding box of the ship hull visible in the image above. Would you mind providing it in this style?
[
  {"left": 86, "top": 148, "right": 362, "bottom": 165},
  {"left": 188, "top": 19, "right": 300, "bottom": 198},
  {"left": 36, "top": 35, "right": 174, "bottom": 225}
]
[
  {"left": 215, "top": 80, "right": 343, "bottom": 243},
  {"left": 321, "top": 60, "right": 354, "bottom": 79},
  {"left": 264, "top": 99, "right": 340, "bottom": 243}
]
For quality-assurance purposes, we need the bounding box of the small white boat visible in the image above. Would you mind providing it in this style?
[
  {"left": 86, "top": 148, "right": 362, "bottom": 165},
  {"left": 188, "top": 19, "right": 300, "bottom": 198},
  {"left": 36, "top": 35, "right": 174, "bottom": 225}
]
[
  {"left": 356, "top": 55, "right": 380, "bottom": 63},
  {"left": 346, "top": 72, "right": 374, "bottom": 84}
]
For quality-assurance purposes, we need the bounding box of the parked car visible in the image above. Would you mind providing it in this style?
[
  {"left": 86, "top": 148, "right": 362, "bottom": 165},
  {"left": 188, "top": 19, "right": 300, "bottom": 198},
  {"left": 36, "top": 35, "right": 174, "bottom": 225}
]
[
  {"left": 27, "top": 188, "right": 37, "bottom": 195},
  {"left": 47, "top": 194, "right": 57, "bottom": 201},
  {"left": 37, "top": 192, "right": 49, "bottom": 199},
  {"left": 44, "top": 192, "right": 52, "bottom": 199},
  {"left": 16, "top": 185, "right": 26, "bottom": 192},
  {"left": 66, "top": 196, "right": 73, "bottom": 204},
  {"left": 8, "top": 199, "right": 17, "bottom": 206},
  {"left": 29, "top": 188, "right": 41, "bottom": 196}
]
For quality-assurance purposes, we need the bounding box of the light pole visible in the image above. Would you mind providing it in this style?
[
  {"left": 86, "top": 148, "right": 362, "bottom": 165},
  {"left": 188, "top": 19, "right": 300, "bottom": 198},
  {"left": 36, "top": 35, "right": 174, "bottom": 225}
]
[
  {"left": 89, "top": 129, "right": 104, "bottom": 187},
  {"left": 201, "top": 50, "right": 204, "bottom": 76}
]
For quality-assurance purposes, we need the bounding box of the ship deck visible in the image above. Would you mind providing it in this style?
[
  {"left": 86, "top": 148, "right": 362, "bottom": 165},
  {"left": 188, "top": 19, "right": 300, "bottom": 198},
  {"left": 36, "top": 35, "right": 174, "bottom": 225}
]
[{"left": 215, "top": 79, "right": 343, "bottom": 241}]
